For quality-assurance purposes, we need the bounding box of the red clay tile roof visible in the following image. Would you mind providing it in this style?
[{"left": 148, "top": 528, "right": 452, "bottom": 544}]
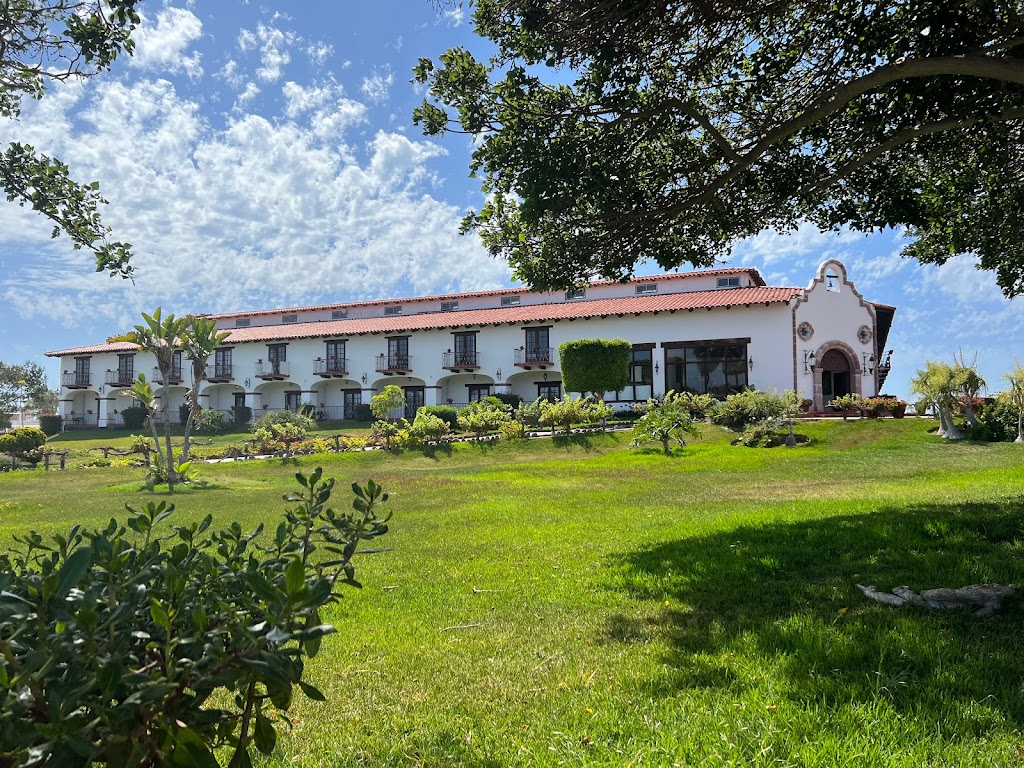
[
  {"left": 46, "top": 285, "right": 799, "bottom": 356},
  {"left": 201, "top": 266, "right": 766, "bottom": 319}
]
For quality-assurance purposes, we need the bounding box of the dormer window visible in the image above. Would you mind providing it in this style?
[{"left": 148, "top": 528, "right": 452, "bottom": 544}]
[
  {"left": 717, "top": 277, "right": 741, "bottom": 288},
  {"left": 384, "top": 305, "right": 402, "bottom": 316},
  {"left": 441, "top": 301, "right": 459, "bottom": 311},
  {"left": 282, "top": 314, "right": 298, "bottom": 324},
  {"left": 565, "top": 288, "right": 586, "bottom": 300},
  {"left": 635, "top": 284, "right": 658, "bottom": 294},
  {"left": 235, "top": 318, "right": 251, "bottom": 328},
  {"left": 501, "top": 296, "right": 521, "bottom": 306},
  {"left": 332, "top": 309, "right": 348, "bottom": 319}
]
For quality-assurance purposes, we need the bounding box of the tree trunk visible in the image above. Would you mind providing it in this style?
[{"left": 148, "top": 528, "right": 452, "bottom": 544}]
[
  {"left": 936, "top": 404, "right": 949, "bottom": 437},
  {"left": 1016, "top": 410, "right": 1024, "bottom": 443},
  {"left": 662, "top": 436, "right": 671, "bottom": 455},
  {"left": 939, "top": 404, "right": 963, "bottom": 440},
  {"left": 962, "top": 402, "right": 979, "bottom": 428}
]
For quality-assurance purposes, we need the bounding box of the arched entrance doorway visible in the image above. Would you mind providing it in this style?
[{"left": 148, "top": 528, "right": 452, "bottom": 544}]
[{"left": 820, "top": 349, "right": 852, "bottom": 409}]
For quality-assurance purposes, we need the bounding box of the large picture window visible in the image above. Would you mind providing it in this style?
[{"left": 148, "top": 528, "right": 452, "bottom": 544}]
[{"left": 665, "top": 341, "right": 748, "bottom": 397}]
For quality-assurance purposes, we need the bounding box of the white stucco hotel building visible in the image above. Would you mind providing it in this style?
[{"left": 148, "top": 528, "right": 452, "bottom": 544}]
[{"left": 47, "top": 259, "right": 894, "bottom": 427}]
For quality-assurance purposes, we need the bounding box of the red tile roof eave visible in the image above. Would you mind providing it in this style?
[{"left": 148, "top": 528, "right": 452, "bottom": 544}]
[
  {"left": 201, "top": 266, "right": 767, "bottom": 320},
  {"left": 47, "top": 287, "right": 800, "bottom": 356}
]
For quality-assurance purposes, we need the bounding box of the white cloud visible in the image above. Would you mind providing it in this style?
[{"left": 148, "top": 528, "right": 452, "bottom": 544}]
[
  {"left": 360, "top": 65, "right": 394, "bottom": 104},
  {"left": 236, "top": 82, "right": 260, "bottom": 108},
  {"left": 131, "top": 7, "right": 204, "bottom": 79},
  {"left": 0, "top": 72, "right": 509, "bottom": 327},
  {"left": 440, "top": 7, "right": 464, "bottom": 26},
  {"left": 306, "top": 42, "right": 333, "bottom": 66}
]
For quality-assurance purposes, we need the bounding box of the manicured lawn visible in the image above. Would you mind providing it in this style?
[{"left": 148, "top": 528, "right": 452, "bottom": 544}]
[{"left": 3, "top": 419, "right": 1024, "bottom": 766}]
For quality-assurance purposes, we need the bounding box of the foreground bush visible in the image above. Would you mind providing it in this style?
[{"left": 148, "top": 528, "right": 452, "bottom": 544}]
[
  {"left": 631, "top": 392, "right": 701, "bottom": 454},
  {"left": 0, "top": 427, "right": 46, "bottom": 467},
  {"left": 711, "top": 389, "right": 791, "bottom": 430},
  {"left": 0, "top": 469, "right": 389, "bottom": 767}
]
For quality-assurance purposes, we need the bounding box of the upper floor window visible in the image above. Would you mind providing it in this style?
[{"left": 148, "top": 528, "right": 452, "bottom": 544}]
[
  {"left": 235, "top": 318, "right": 251, "bottom": 328},
  {"left": 332, "top": 309, "right": 348, "bottom": 319},
  {"left": 635, "top": 284, "right": 658, "bottom": 294},
  {"left": 717, "top": 277, "right": 741, "bottom": 288},
  {"left": 384, "top": 305, "right": 402, "bottom": 315},
  {"left": 441, "top": 301, "right": 459, "bottom": 311},
  {"left": 501, "top": 296, "right": 521, "bottom": 306},
  {"left": 565, "top": 288, "right": 586, "bottom": 300},
  {"left": 282, "top": 314, "right": 298, "bottom": 324}
]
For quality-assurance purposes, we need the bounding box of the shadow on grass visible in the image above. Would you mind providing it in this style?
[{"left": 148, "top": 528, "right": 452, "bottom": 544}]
[{"left": 607, "top": 499, "right": 1024, "bottom": 727}]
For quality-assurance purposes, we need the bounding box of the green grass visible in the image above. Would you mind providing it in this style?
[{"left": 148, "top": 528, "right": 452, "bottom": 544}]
[{"left": 3, "top": 419, "right": 1024, "bottom": 766}]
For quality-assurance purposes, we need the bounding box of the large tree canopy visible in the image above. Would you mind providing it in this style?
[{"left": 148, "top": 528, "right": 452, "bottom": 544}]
[
  {"left": 1, "top": 0, "right": 140, "bottom": 278},
  {"left": 415, "top": 1, "right": 1024, "bottom": 295}
]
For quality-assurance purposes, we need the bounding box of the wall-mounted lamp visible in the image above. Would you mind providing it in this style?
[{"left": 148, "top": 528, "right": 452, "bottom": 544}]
[
  {"left": 654, "top": 361, "right": 660, "bottom": 375},
  {"left": 98, "top": 384, "right": 105, "bottom": 394},
  {"left": 361, "top": 372, "right": 368, "bottom": 384},
  {"left": 748, "top": 357, "right": 754, "bottom": 371},
  {"left": 862, "top": 353, "right": 875, "bottom": 375},
  {"left": 495, "top": 367, "right": 502, "bottom": 380},
  {"left": 543, "top": 372, "right": 548, "bottom": 380},
  {"left": 803, "top": 350, "right": 816, "bottom": 374},
  {"left": 244, "top": 378, "right": 251, "bottom": 389}
]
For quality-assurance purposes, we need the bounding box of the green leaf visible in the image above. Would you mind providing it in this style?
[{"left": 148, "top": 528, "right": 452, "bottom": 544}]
[
  {"left": 285, "top": 557, "right": 304, "bottom": 597},
  {"left": 150, "top": 598, "right": 171, "bottom": 631},
  {"left": 170, "top": 726, "right": 220, "bottom": 768},
  {"left": 56, "top": 546, "right": 92, "bottom": 599},
  {"left": 298, "top": 680, "right": 327, "bottom": 702},
  {"left": 253, "top": 713, "right": 278, "bottom": 756}
]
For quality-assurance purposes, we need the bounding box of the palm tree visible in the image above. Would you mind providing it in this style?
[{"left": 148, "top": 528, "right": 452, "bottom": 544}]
[
  {"left": 179, "top": 315, "right": 230, "bottom": 463},
  {"left": 911, "top": 361, "right": 963, "bottom": 440},
  {"left": 109, "top": 308, "right": 188, "bottom": 489},
  {"left": 999, "top": 362, "right": 1024, "bottom": 444},
  {"left": 952, "top": 352, "right": 987, "bottom": 427}
]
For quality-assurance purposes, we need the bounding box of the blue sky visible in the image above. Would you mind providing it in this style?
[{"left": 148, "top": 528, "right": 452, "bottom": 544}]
[{"left": 0, "top": 0, "right": 1021, "bottom": 401}]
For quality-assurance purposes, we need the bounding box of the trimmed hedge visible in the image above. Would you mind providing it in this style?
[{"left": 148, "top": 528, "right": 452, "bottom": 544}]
[
  {"left": 120, "top": 406, "right": 149, "bottom": 430},
  {"left": 421, "top": 405, "right": 459, "bottom": 430},
  {"left": 559, "top": 339, "right": 631, "bottom": 397},
  {"left": 38, "top": 414, "right": 62, "bottom": 435}
]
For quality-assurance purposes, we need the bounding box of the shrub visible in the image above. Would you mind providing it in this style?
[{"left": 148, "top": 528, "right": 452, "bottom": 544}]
[
  {"left": 371, "top": 419, "right": 408, "bottom": 450},
  {"left": 179, "top": 402, "right": 191, "bottom": 426},
  {"left": 252, "top": 409, "right": 317, "bottom": 435},
  {"left": 974, "top": 400, "right": 1019, "bottom": 442},
  {"left": 539, "top": 396, "right": 592, "bottom": 435},
  {"left": 231, "top": 404, "right": 253, "bottom": 424},
  {"left": 499, "top": 419, "right": 526, "bottom": 440},
  {"left": 558, "top": 339, "right": 631, "bottom": 398},
  {"left": 613, "top": 407, "right": 641, "bottom": 421},
  {"left": 711, "top": 389, "right": 789, "bottom": 431},
  {"left": 458, "top": 398, "right": 511, "bottom": 437},
  {"left": 37, "top": 414, "right": 62, "bottom": 435},
  {"left": 195, "top": 408, "right": 229, "bottom": 434},
  {"left": 630, "top": 393, "right": 701, "bottom": 455},
  {"left": 354, "top": 403, "right": 373, "bottom": 422},
  {"left": 0, "top": 412, "right": 10, "bottom": 430},
  {"left": 298, "top": 402, "right": 317, "bottom": 419},
  {"left": 252, "top": 422, "right": 307, "bottom": 454},
  {"left": 120, "top": 406, "right": 149, "bottom": 430},
  {"left": 0, "top": 426, "right": 47, "bottom": 466},
  {"left": 0, "top": 470, "right": 389, "bottom": 767},
  {"left": 370, "top": 385, "right": 406, "bottom": 420},
  {"left": 491, "top": 392, "right": 522, "bottom": 409},
  {"left": 515, "top": 397, "right": 544, "bottom": 428},
  {"left": 737, "top": 418, "right": 785, "bottom": 447},
  {"left": 421, "top": 405, "right": 459, "bottom": 431},
  {"left": 408, "top": 408, "right": 450, "bottom": 444},
  {"left": 827, "top": 393, "right": 865, "bottom": 418}
]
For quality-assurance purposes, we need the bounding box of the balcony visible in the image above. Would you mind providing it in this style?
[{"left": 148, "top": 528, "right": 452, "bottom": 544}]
[
  {"left": 313, "top": 357, "right": 349, "bottom": 377},
  {"left": 105, "top": 370, "right": 136, "bottom": 388},
  {"left": 62, "top": 372, "right": 92, "bottom": 389},
  {"left": 152, "top": 366, "right": 184, "bottom": 385},
  {"left": 442, "top": 351, "right": 480, "bottom": 372},
  {"left": 514, "top": 347, "right": 555, "bottom": 369},
  {"left": 255, "top": 360, "right": 290, "bottom": 380},
  {"left": 375, "top": 354, "right": 412, "bottom": 375},
  {"left": 204, "top": 364, "right": 233, "bottom": 383}
]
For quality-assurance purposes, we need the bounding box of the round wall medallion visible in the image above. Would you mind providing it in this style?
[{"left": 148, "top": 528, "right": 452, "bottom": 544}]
[
  {"left": 857, "top": 325, "right": 873, "bottom": 344},
  {"left": 797, "top": 321, "right": 814, "bottom": 341}
]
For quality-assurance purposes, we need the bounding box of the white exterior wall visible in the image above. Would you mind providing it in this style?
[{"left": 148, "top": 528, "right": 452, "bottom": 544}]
[
  {"left": 793, "top": 260, "right": 880, "bottom": 410},
  {"left": 53, "top": 261, "right": 888, "bottom": 425}
]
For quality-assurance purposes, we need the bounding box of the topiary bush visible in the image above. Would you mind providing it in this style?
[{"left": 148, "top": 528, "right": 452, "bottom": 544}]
[
  {"left": 120, "top": 406, "right": 149, "bottom": 430},
  {"left": 231, "top": 404, "right": 253, "bottom": 424},
  {"left": 37, "top": 414, "right": 62, "bottom": 435},
  {"left": 0, "top": 427, "right": 47, "bottom": 467},
  {"left": 491, "top": 392, "right": 522, "bottom": 410},
  {"left": 458, "top": 398, "right": 511, "bottom": 437},
  {"left": 0, "top": 469, "right": 389, "bottom": 767},
  {"left": 354, "top": 404, "right": 373, "bottom": 422}
]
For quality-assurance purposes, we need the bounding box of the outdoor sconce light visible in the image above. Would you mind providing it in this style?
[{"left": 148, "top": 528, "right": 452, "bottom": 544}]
[
  {"left": 361, "top": 372, "right": 368, "bottom": 384},
  {"left": 243, "top": 378, "right": 251, "bottom": 389},
  {"left": 863, "top": 353, "right": 875, "bottom": 375},
  {"left": 748, "top": 357, "right": 754, "bottom": 370},
  {"left": 495, "top": 367, "right": 502, "bottom": 380},
  {"left": 803, "top": 351, "right": 816, "bottom": 373},
  {"left": 654, "top": 361, "right": 660, "bottom": 375},
  {"left": 543, "top": 372, "right": 549, "bottom": 380}
]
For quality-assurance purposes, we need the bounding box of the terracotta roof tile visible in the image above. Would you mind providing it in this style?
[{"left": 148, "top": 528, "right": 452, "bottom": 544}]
[
  {"left": 46, "top": 286, "right": 799, "bottom": 356},
  {"left": 202, "top": 266, "right": 766, "bottom": 319}
]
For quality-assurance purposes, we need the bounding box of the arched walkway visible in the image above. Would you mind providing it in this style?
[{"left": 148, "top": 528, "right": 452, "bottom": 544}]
[
  {"left": 507, "top": 370, "right": 562, "bottom": 404},
  {"left": 311, "top": 378, "right": 363, "bottom": 420},
  {"left": 437, "top": 373, "right": 495, "bottom": 407}
]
